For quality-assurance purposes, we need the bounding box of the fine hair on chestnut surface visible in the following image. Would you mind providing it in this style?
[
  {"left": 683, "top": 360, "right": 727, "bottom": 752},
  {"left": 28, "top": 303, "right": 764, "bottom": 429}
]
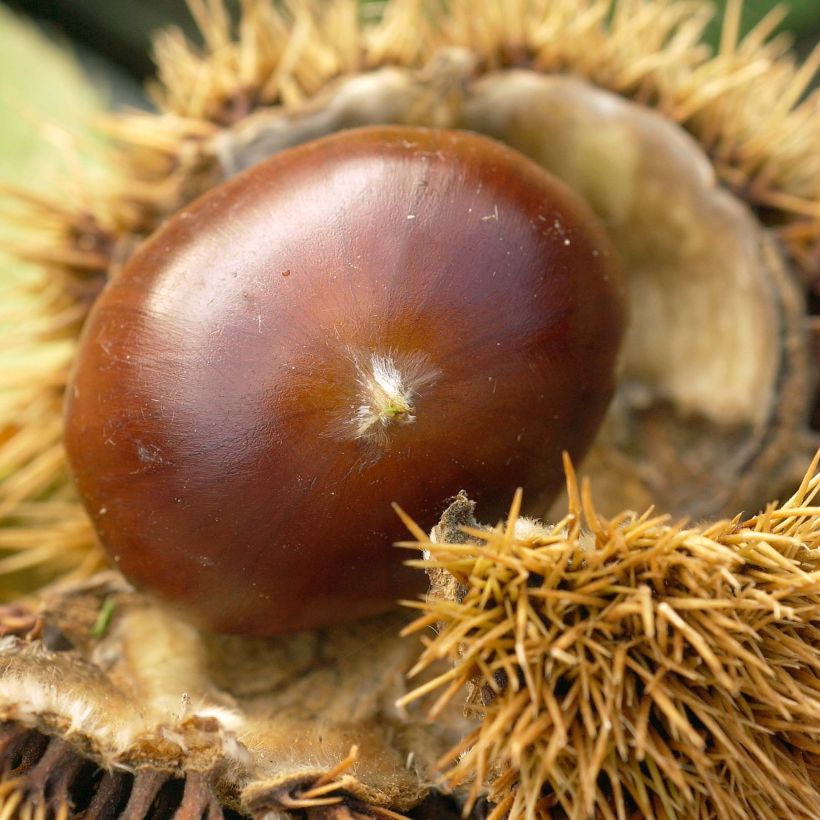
[{"left": 63, "top": 125, "right": 625, "bottom": 635}]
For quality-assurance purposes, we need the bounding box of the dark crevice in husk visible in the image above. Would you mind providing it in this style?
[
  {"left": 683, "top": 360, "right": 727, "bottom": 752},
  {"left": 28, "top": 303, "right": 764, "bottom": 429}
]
[
  {"left": 0, "top": 722, "right": 247, "bottom": 820},
  {"left": 0, "top": 720, "right": 469, "bottom": 819}
]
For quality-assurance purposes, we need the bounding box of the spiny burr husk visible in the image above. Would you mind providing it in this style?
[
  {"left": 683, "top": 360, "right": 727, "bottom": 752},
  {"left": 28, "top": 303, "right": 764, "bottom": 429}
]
[
  {"left": 118, "top": 0, "right": 820, "bottom": 233},
  {"left": 397, "top": 453, "right": 820, "bottom": 819}
]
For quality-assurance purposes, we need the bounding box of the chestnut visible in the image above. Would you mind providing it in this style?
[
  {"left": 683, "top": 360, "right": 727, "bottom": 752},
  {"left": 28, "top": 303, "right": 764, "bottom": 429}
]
[{"left": 64, "top": 126, "right": 625, "bottom": 635}]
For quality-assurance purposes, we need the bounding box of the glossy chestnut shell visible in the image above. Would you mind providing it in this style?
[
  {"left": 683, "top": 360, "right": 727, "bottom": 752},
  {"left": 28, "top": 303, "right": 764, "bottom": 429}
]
[{"left": 64, "top": 126, "right": 625, "bottom": 635}]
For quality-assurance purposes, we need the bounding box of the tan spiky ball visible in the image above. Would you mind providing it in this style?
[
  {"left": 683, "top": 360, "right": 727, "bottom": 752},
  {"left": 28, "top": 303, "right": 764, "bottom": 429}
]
[{"left": 398, "top": 454, "right": 820, "bottom": 818}]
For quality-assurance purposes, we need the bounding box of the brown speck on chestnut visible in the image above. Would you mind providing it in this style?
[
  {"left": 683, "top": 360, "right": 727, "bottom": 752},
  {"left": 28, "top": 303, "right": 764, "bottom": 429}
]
[{"left": 63, "top": 126, "right": 625, "bottom": 635}]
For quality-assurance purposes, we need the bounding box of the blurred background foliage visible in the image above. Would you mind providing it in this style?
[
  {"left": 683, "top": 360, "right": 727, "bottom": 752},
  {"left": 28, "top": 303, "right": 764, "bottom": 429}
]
[{"left": 704, "top": 0, "right": 820, "bottom": 57}]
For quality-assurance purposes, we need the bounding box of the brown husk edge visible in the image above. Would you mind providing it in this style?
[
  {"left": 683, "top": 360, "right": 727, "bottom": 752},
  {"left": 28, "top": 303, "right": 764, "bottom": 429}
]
[{"left": 0, "top": 578, "right": 464, "bottom": 817}]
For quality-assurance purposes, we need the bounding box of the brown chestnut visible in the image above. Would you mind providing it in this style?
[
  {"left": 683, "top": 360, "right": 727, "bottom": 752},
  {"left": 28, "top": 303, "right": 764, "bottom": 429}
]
[{"left": 64, "top": 126, "right": 625, "bottom": 635}]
